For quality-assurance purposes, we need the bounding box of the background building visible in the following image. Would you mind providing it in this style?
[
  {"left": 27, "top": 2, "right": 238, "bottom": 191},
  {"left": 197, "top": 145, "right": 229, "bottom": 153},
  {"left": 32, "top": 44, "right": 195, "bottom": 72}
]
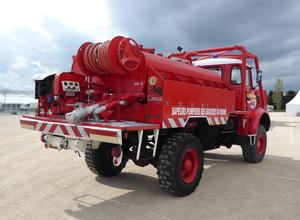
[{"left": 0, "top": 91, "right": 37, "bottom": 113}]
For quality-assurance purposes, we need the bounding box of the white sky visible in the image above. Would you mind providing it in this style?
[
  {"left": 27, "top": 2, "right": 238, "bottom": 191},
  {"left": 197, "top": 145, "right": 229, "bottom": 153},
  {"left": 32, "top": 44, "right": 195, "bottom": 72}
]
[
  {"left": 0, "top": 0, "right": 115, "bottom": 41},
  {"left": 0, "top": 0, "right": 299, "bottom": 91},
  {"left": 0, "top": 0, "right": 128, "bottom": 90}
]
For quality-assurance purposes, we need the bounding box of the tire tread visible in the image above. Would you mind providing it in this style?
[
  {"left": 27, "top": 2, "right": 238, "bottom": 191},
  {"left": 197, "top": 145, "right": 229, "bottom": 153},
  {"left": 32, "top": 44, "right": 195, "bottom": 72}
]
[{"left": 157, "top": 132, "right": 203, "bottom": 196}]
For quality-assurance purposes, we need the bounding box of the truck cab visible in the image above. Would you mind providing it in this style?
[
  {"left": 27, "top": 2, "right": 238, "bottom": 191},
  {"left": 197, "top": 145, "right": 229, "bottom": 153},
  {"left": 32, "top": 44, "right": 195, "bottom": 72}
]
[{"left": 193, "top": 57, "right": 265, "bottom": 115}]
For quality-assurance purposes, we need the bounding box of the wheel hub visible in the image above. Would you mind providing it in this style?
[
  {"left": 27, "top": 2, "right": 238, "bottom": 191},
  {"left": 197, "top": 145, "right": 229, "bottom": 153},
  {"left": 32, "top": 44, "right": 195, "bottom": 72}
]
[
  {"left": 183, "top": 159, "right": 192, "bottom": 171},
  {"left": 111, "top": 146, "right": 123, "bottom": 166},
  {"left": 256, "top": 134, "right": 266, "bottom": 156},
  {"left": 181, "top": 147, "right": 199, "bottom": 184}
]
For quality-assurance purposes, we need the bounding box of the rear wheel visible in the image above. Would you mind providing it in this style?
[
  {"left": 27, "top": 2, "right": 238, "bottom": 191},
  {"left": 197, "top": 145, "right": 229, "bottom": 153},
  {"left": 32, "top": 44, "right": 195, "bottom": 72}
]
[
  {"left": 157, "top": 132, "right": 204, "bottom": 196},
  {"left": 242, "top": 125, "right": 267, "bottom": 163},
  {"left": 84, "top": 143, "right": 127, "bottom": 177}
]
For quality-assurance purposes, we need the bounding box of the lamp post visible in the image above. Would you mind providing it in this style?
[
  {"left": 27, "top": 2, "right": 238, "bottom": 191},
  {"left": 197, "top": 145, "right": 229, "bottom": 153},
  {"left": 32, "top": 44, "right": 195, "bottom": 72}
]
[{"left": 3, "top": 89, "right": 8, "bottom": 112}]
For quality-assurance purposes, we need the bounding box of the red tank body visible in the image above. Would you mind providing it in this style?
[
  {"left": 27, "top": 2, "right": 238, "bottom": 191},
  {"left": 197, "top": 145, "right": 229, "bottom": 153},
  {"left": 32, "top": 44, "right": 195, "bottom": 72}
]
[{"left": 58, "top": 36, "right": 235, "bottom": 126}]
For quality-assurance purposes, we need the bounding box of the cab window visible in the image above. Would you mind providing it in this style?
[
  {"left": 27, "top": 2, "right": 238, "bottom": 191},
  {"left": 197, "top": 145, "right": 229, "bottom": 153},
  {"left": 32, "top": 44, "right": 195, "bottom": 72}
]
[
  {"left": 246, "top": 68, "right": 253, "bottom": 88},
  {"left": 231, "top": 66, "right": 241, "bottom": 84},
  {"left": 206, "top": 66, "right": 222, "bottom": 77},
  {"left": 231, "top": 66, "right": 253, "bottom": 87}
]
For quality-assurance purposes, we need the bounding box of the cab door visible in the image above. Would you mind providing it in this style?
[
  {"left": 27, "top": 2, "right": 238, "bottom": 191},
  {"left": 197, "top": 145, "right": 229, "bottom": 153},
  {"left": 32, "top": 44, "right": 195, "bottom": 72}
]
[{"left": 227, "top": 65, "right": 253, "bottom": 111}]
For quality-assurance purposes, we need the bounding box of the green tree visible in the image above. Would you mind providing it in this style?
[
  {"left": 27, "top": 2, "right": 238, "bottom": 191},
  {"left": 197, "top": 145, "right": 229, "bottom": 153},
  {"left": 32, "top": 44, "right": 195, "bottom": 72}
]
[
  {"left": 282, "top": 90, "right": 297, "bottom": 110},
  {"left": 272, "top": 79, "right": 283, "bottom": 110},
  {"left": 267, "top": 90, "right": 274, "bottom": 105}
]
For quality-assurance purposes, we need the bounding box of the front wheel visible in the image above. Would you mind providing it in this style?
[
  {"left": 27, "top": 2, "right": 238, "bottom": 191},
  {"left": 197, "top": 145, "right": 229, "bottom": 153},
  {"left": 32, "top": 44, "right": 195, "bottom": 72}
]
[
  {"left": 242, "top": 125, "right": 267, "bottom": 163},
  {"left": 157, "top": 132, "right": 204, "bottom": 196}
]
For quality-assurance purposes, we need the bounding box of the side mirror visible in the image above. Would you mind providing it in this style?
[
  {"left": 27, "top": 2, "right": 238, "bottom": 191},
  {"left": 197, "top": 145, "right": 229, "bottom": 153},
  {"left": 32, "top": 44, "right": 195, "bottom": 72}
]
[{"left": 256, "top": 70, "right": 262, "bottom": 85}]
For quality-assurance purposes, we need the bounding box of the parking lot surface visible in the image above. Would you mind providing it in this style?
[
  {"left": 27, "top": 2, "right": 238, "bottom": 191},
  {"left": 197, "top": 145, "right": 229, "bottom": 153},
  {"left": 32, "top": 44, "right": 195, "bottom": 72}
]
[{"left": 0, "top": 112, "right": 299, "bottom": 220}]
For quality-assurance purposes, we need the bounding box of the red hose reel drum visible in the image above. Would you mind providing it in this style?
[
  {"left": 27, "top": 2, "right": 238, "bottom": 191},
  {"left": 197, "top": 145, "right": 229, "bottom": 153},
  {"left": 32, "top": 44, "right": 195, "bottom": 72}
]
[{"left": 76, "top": 36, "right": 142, "bottom": 75}]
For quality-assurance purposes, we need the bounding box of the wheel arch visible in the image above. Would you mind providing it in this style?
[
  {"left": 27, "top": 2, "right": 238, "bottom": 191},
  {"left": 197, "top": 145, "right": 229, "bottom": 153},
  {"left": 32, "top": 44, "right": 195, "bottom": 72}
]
[
  {"left": 260, "top": 112, "right": 271, "bottom": 131},
  {"left": 246, "top": 107, "right": 270, "bottom": 135}
]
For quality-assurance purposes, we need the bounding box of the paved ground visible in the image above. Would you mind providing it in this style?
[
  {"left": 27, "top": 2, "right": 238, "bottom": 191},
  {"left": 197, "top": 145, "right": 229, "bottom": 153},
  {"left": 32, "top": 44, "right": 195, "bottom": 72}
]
[{"left": 0, "top": 112, "right": 299, "bottom": 220}]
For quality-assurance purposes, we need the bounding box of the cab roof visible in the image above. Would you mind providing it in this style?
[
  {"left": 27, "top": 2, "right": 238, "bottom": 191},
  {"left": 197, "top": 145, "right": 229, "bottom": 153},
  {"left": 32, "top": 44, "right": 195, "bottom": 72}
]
[{"left": 192, "top": 58, "right": 242, "bottom": 66}]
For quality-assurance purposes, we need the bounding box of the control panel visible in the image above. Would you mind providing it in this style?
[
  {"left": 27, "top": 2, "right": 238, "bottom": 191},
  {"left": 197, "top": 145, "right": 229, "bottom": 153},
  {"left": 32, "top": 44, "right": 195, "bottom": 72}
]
[{"left": 62, "top": 81, "right": 80, "bottom": 92}]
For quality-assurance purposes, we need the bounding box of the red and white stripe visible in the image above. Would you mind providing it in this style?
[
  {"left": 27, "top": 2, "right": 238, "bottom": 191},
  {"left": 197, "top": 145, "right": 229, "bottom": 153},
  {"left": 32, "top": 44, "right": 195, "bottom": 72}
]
[
  {"left": 162, "top": 116, "right": 228, "bottom": 128},
  {"left": 162, "top": 117, "right": 186, "bottom": 128},
  {"left": 35, "top": 121, "right": 89, "bottom": 138},
  {"left": 20, "top": 118, "right": 122, "bottom": 144},
  {"left": 211, "top": 116, "right": 227, "bottom": 125}
]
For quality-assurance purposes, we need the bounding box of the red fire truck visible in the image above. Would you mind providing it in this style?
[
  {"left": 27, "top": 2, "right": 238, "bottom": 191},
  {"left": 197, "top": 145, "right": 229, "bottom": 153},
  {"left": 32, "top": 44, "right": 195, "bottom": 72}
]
[{"left": 20, "top": 36, "right": 270, "bottom": 196}]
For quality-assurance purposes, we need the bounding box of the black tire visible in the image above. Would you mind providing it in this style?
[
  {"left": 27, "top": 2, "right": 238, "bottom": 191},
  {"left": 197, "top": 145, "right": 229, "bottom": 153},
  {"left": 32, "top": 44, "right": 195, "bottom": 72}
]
[
  {"left": 157, "top": 132, "right": 204, "bottom": 196},
  {"left": 242, "top": 125, "right": 267, "bottom": 163},
  {"left": 84, "top": 143, "right": 127, "bottom": 177}
]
